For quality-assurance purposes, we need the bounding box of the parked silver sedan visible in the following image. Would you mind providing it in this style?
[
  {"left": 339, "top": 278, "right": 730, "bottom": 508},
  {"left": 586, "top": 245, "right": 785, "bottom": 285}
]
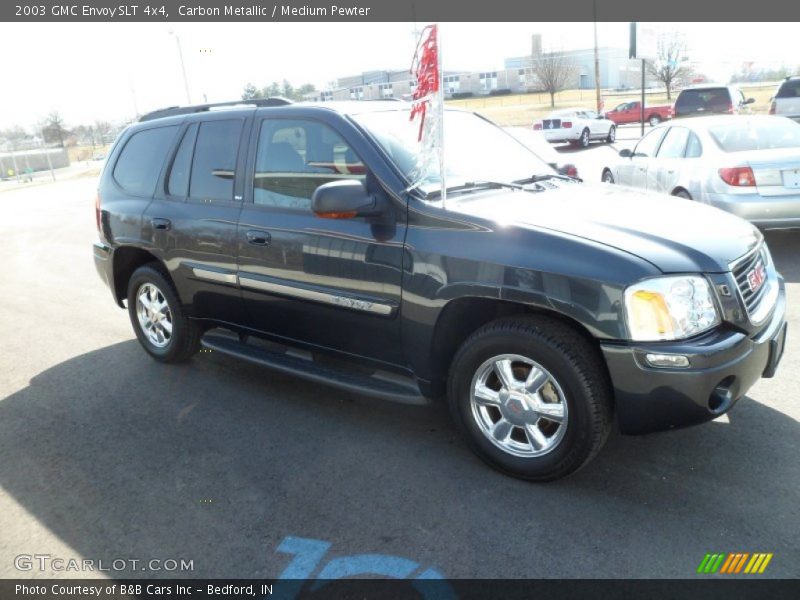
[{"left": 601, "top": 115, "right": 800, "bottom": 229}]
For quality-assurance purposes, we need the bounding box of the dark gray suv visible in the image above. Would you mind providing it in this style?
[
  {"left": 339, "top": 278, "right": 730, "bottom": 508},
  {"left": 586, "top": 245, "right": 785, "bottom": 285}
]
[
  {"left": 674, "top": 84, "right": 755, "bottom": 118},
  {"left": 770, "top": 76, "right": 800, "bottom": 122},
  {"left": 93, "top": 99, "right": 787, "bottom": 480}
]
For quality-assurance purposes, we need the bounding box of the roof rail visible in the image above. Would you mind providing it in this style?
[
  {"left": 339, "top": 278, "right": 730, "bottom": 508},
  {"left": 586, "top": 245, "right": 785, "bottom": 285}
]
[{"left": 139, "top": 97, "right": 293, "bottom": 122}]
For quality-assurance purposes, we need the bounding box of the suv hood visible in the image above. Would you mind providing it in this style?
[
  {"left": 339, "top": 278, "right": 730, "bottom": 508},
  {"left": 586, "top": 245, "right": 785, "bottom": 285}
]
[{"left": 448, "top": 183, "right": 761, "bottom": 273}]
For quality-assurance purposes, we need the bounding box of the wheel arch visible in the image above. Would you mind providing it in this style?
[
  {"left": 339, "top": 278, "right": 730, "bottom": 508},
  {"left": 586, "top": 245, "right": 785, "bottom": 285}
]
[
  {"left": 112, "top": 246, "right": 162, "bottom": 307},
  {"left": 426, "top": 297, "right": 610, "bottom": 398},
  {"left": 671, "top": 186, "right": 692, "bottom": 199}
]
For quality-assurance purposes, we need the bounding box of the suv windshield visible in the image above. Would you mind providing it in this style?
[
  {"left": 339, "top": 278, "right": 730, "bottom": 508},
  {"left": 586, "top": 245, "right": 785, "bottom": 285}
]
[
  {"left": 351, "top": 109, "right": 553, "bottom": 196},
  {"left": 708, "top": 118, "right": 800, "bottom": 152}
]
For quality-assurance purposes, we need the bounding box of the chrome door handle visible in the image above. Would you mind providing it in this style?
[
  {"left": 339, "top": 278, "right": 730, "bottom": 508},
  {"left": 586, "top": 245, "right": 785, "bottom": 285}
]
[
  {"left": 151, "top": 218, "right": 171, "bottom": 230},
  {"left": 246, "top": 230, "right": 271, "bottom": 246}
]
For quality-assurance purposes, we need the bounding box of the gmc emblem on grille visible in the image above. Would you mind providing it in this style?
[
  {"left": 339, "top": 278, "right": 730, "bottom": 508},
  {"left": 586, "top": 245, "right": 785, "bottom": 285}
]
[{"left": 747, "top": 263, "right": 766, "bottom": 292}]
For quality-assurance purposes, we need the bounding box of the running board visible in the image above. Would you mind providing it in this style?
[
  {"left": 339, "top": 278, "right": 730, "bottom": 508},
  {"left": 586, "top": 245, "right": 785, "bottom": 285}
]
[{"left": 201, "top": 333, "right": 427, "bottom": 406}]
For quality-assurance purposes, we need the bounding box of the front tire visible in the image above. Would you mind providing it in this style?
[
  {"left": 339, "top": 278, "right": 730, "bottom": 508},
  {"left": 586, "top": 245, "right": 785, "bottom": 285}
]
[
  {"left": 673, "top": 189, "right": 692, "bottom": 200},
  {"left": 602, "top": 169, "right": 615, "bottom": 184},
  {"left": 447, "top": 316, "right": 613, "bottom": 481},
  {"left": 606, "top": 125, "right": 616, "bottom": 144},
  {"left": 649, "top": 114, "right": 662, "bottom": 127},
  {"left": 127, "top": 264, "right": 201, "bottom": 363}
]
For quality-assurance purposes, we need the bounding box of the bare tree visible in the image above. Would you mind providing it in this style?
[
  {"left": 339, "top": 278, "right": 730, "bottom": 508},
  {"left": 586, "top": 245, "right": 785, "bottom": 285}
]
[
  {"left": 531, "top": 54, "right": 578, "bottom": 108},
  {"left": 42, "top": 112, "right": 69, "bottom": 147},
  {"left": 94, "top": 121, "right": 113, "bottom": 145},
  {"left": 647, "top": 36, "right": 693, "bottom": 100}
]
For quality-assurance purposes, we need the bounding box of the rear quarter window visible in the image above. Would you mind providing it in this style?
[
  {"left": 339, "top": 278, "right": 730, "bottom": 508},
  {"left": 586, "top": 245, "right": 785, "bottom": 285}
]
[
  {"left": 709, "top": 120, "right": 800, "bottom": 152},
  {"left": 112, "top": 125, "right": 179, "bottom": 197}
]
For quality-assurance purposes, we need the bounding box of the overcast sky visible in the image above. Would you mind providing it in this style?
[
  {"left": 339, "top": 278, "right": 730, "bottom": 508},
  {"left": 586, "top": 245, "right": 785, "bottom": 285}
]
[{"left": 0, "top": 22, "right": 796, "bottom": 130}]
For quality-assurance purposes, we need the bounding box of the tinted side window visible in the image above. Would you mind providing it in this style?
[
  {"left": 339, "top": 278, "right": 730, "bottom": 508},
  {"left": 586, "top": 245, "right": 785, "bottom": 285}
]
[
  {"left": 656, "top": 127, "right": 690, "bottom": 159},
  {"left": 113, "top": 126, "right": 178, "bottom": 197},
  {"left": 253, "top": 119, "right": 365, "bottom": 210},
  {"left": 167, "top": 123, "right": 198, "bottom": 197},
  {"left": 633, "top": 128, "right": 666, "bottom": 157},
  {"left": 189, "top": 120, "right": 242, "bottom": 202},
  {"left": 675, "top": 90, "right": 700, "bottom": 110}
]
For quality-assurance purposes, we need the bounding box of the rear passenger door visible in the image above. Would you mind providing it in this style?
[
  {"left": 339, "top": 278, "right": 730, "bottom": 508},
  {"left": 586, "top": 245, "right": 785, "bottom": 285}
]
[
  {"left": 236, "top": 116, "right": 406, "bottom": 365},
  {"left": 143, "top": 114, "right": 249, "bottom": 323}
]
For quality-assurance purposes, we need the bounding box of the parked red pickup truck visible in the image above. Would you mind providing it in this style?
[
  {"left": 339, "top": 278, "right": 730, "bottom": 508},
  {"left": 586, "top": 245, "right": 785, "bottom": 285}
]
[{"left": 604, "top": 101, "right": 673, "bottom": 126}]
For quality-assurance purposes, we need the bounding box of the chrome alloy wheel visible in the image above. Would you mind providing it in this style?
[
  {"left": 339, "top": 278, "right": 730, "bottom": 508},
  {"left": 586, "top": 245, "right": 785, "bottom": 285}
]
[
  {"left": 135, "top": 283, "right": 173, "bottom": 348},
  {"left": 469, "top": 354, "right": 568, "bottom": 457}
]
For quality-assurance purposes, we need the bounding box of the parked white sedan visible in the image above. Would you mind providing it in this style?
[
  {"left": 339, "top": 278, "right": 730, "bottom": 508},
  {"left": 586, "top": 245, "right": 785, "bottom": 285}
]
[
  {"left": 534, "top": 109, "right": 616, "bottom": 148},
  {"left": 601, "top": 115, "right": 800, "bottom": 229}
]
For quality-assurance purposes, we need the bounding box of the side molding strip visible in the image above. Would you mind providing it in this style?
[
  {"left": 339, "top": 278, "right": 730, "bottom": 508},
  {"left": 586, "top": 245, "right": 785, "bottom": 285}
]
[
  {"left": 190, "top": 266, "right": 238, "bottom": 285},
  {"left": 238, "top": 275, "right": 394, "bottom": 316}
]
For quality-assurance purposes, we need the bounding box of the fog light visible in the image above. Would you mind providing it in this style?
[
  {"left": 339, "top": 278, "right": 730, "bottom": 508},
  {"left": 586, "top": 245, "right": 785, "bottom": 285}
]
[{"left": 645, "top": 353, "right": 690, "bottom": 368}]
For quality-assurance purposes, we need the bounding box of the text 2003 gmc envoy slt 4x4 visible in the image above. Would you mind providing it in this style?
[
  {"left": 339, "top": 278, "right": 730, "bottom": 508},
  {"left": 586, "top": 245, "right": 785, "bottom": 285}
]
[{"left": 93, "top": 99, "right": 787, "bottom": 481}]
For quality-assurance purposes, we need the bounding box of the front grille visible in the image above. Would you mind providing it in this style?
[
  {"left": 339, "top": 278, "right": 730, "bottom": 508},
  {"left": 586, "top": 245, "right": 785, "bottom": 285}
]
[{"left": 731, "top": 244, "right": 770, "bottom": 318}]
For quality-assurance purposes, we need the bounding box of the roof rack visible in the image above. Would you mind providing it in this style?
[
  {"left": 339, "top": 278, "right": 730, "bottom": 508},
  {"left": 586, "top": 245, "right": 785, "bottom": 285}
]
[{"left": 139, "top": 97, "right": 293, "bottom": 122}]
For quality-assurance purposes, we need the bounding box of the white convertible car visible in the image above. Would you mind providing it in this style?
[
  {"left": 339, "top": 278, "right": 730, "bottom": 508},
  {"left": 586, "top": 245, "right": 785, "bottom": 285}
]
[{"left": 534, "top": 108, "right": 616, "bottom": 148}]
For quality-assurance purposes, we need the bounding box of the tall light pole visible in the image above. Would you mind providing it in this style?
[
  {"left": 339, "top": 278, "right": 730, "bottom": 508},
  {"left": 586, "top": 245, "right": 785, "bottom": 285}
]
[
  {"left": 169, "top": 30, "right": 192, "bottom": 105},
  {"left": 593, "top": 0, "right": 602, "bottom": 113}
]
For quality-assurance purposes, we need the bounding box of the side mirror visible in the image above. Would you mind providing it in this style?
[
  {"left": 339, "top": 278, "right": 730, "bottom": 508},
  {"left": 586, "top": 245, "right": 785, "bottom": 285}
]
[
  {"left": 312, "top": 179, "right": 385, "bottom": 219},
  {"left": 618, "top": 148, "right": 633, "bottom": 158},
  {"left": 745, "top": 97, "right": 755, "bottom": 105}
]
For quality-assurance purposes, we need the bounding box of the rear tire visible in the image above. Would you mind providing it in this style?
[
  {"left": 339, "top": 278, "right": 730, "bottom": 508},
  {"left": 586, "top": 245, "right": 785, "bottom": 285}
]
[
  {"left": 673, "top": 189, "right": 692, "bottom": 200},
  {"left": 447, "top": 316, "right": 613, "bottom": 481},
  {"left": 578, "top": 128, "right": 590, "bottom": 149},
  {"left": 127, "top": 264, "right": 201, "bottom": 363}
]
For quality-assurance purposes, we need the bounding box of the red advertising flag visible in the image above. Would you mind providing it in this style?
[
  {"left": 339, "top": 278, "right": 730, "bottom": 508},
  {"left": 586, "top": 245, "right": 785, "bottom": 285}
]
[
  {"left": 410, "top": 24, "right": 440, "bottom": 141},
  {"left": 408, "top": 24, "right": 445, "bottom": 203}
]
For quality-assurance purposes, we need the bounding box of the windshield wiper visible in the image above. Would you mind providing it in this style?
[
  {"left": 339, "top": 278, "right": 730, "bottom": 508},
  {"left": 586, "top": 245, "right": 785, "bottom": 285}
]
[
  {"left": 423, "top": 180, "right": 528, "bottom": 199},
  {"left": 513, "top": 173, "right": 577, "bottom": 185}
]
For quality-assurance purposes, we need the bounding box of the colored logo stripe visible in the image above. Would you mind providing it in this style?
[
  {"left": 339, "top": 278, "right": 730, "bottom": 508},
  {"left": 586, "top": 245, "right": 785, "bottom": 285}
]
[
  {"left": 697, "top": 553, "right": 773, "bottom": 574},
  {"left": 745, "top": 553, "right": 773, "bottom": 574}
]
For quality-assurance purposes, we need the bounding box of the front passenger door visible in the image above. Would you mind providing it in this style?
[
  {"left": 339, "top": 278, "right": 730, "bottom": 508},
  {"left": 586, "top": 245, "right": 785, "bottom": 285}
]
[
  {"left": 236, "top": 117, "right": 407, "bottom": 365},
  {"left": 616, "top": 128, "right": 665, "bottom": 187},
  {"left": 625, "top": 128, "right": 667, "bottom": 189}
]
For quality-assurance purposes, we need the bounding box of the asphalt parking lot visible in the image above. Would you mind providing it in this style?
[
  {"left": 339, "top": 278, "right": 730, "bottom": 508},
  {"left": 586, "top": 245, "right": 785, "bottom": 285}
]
[{"left": 0, "top": 175, "right": 798, "bottom": 581}]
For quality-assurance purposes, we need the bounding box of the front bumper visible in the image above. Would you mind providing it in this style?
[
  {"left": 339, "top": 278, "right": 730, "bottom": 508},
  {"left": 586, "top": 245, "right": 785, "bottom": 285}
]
[{"left": 602, "top": 277, "right": 787, "bottom": 434}]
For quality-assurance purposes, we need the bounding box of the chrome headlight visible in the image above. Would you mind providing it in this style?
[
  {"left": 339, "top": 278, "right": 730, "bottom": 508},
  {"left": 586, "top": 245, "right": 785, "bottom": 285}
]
[{"left": 624, "top": 276, "right": 720, "bottom": 341}]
